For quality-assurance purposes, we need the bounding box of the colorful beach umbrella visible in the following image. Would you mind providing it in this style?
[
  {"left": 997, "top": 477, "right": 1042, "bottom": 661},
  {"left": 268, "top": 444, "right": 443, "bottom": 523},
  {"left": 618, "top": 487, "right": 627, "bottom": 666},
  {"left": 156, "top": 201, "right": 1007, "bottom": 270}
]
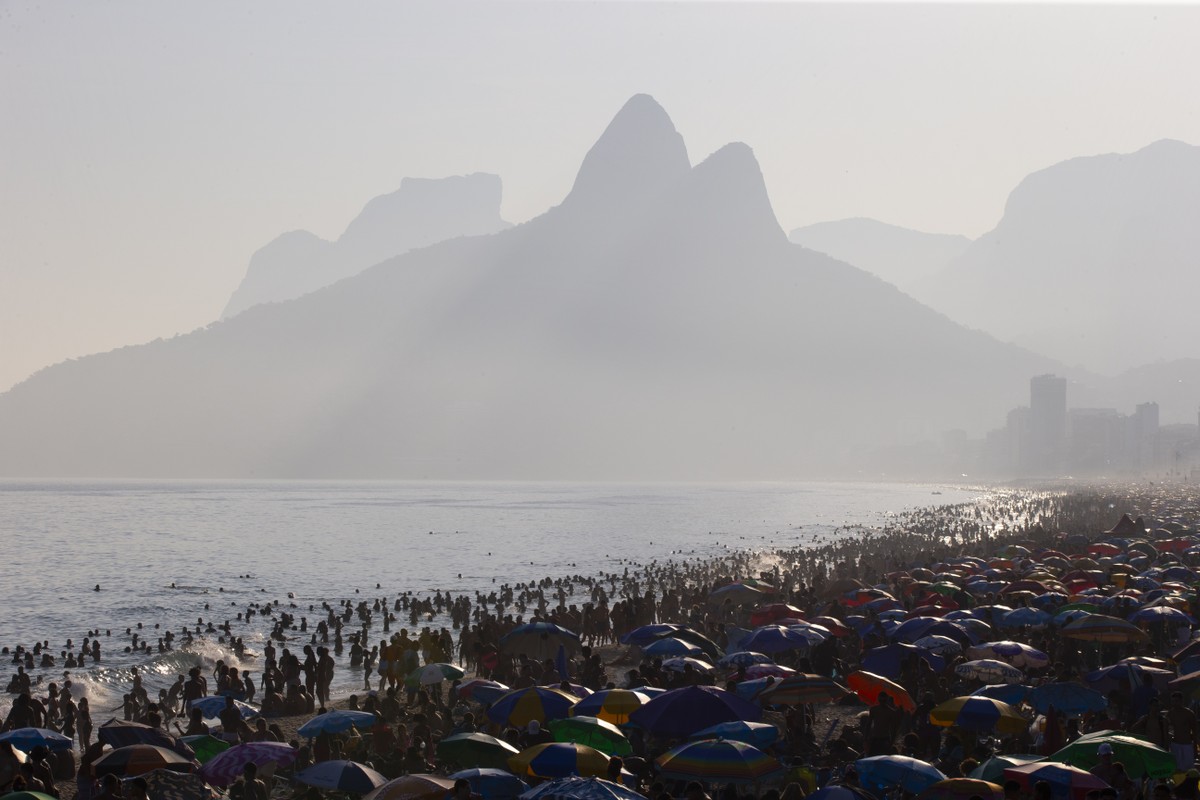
[
  {"left": 548, "top": 716, "right": 631, "bottom": 756},
  {"left": 459, "top": 678, "right": 512, "bottom": 705},
  {"left": 656, "top": 739, "right": 784, "bottom": 785},
  {"left": 1003, "top": 762, "right": 1110, "bottom": 800},
  {"left": 689, "top": 721, "right": 780, "bottom": 749},
  {"left": 366, "top": 775, "right": 456, "bottom": 800},
  {"left": 488, "top": 687, "right": 580, "bottom": 728},
  {"left": 629, "top": 685, "right": 762, "bottom": 737},
  {"left": 1050, "top": 731, "right": 1174, "bottom": 778},
  {"left": 199, "top": 741, "right": 298, "bottom": 788},
  {"left": 570, "top": 689, "right": 651, "bottom": 725},
  {"left": 847, "top": 671, "right": 915, "bottom": 712},
  {"left": 967, "top": 641, "right": 1050, "bottom": 670},
  {"left": 437, "top": 732, "right": 522, "bottom": 771},
  {"left": 295, "top": 759, "right": 388, "bottom": 794},
  {"left": 756, "top": 674, "right": 851, "bottom": 706},
  {"left": 855, "top": 756, "right": 946, "bottom": 795},
  {"left": 1061, "top": 614, "right": 1149, "bottom": 643},
  {"left": 930, "top": 696, "right": 1027, "bottom": 734},
  {"left": 93, "top": 745, "right": 195, "bottom": 778},
  {"left": 98, "top": 720, "right": 195, "bottom": 760},
  {"left": 509, "top": 742, "right": 611, "bottom": 780},
  {"left": 917, "top": 778, "right": 1003, "bottom": 800},
  {"left": 968, "top": 755, "right": 1044, "bottom": 783}
]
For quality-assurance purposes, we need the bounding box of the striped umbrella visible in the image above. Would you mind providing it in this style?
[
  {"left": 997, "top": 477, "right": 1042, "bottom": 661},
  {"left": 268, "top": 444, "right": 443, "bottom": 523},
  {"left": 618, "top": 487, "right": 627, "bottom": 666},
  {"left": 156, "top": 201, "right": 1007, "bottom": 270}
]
[
  {"left": 93, "top": 745, "right": 195, "bottom": 778},
  {"left": 487, "top": 687, "right": 580, "bottom": 728},
  {"left": 689, "top": 721, "right": 780, "bottom": 749},
  {"left": 917, "top": 778, "right": 1004, "bottom": 800},
  {"left": 847, "top": 670, "right": 915, "bottom": 712},
  {"left": 508, "top": 742, "right": 611, "bottom": 780},
  {"left": 954, "top": 659, "right": 1025, "bottom": 684},
  {"left": 437, "top": 732, "right": 521, "bottom": 771},
  {"left": 548, "top": 716, "right": 632, "bottom": 756},
  {"left": 967, "top": 641, "right": 1049, "bottom": 670},
  {"left": 295, "top": 759, "right": 388, "bottom": 794},
  {"left": 570, "top": 689, "right": 651, "bottom": 725},
  {"left": 756, "top": 674, "right": 851, "bottom": 706},
  {"left": 199, "top": 742, "right": 298, "bottom": 788},
  {"left": 518, "top": 776, "right": 646, "bottom": 800},
  {"left": 930, "top": 696, "right": 1027, "bottom": 734},
  {"left": 656, "top": 739, "right": 784, "bottom": 785},
  {"left": 366, "top": 775, "right": 456, "bottom": 800},
  {"left": 1061, "top": 614, "right": 1149, "bottom": 643}
]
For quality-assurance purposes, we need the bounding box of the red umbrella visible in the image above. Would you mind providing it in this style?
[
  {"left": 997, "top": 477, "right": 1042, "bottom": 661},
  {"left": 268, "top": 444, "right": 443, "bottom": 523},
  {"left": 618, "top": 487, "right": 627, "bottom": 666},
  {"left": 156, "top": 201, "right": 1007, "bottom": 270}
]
[{"left": 749, "top": 604, "right": 806, "bottom": 626}]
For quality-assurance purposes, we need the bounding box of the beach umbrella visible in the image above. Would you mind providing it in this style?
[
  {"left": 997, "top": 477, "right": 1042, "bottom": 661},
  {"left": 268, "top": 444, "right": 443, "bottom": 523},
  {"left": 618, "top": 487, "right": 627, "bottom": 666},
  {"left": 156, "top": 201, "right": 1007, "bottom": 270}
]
[
  {"left": 570, "top": 689, "right": 651, "bottom": 725},
  {"left": 509, "top": 742, "right": 611, "bottom": 780},
  {"left": 846, "top": 671, "right": 915, "bottom": 712},
  {"left": 730, "top": 677, "right": 780, "bottom": 700},
  {"left": 930, "top": 697, "right": 1027, "bottom": 734},
  {"left": 93, "top": 745, "right": 195, "bottom": 778},
  {"left": 656, "top": 739, "right": 784, "bottom": 785},
  {"left": 1129, "top": 606, "right": 1195, "bottom": 625},
  {"left": 449, "top": 769, "right": 529, "bottom": 800},
  {"left": 1085, "top": 663, "right": 1173, "bottom": 693},
  {"left": 756, "top": 674, "right": 851, "bottom": 706},
  {"left": 186, "top": 696, "right": 260, "bottom": 719},
  {"left": 750, "top": 604, "right": 806, "bottom": 626},
  {"left": 437, "top": 732, "right": 522, "bottom": 771},
  {"left": 733, "top": 664, "right": 796, "bottom": 681},
  {"left": 548, "top": 717, "right": 631, "bottom": 756},
  {"left": 855, "top": 756, "right": 946, "bottom": 795},
  {"left": 999, "top": 608, "right": 1052, "bottom": 629},
  {"left": 1061, "top": 614, "right": 1149, "bottom": 643},
  {"left": 123, "top": 769, "right": 216, "bottom": 800},
  {"left": 911, "top": 635, "right": 962, "bottom": 655},
  {"left": 98, "top": 720, "right": 196, "bottom": 760},
  {"left": 366, "top": 775, "right": 456, "bottom": 800},
  {"left": 199, "top": 742, "right": 298, "bottom": 788},
  {"left": 1027, "top": 683, "right": 1107, "bottom": 715},
  {"left": 970, "top": 684, "right": 1030, "bottom": 706},
  {"left": 519, "top": 776, "right": 646, "bottom": 800},
  {"left": 297, "top": 709, "right": 377, "bottom": 737},
  {"left": 968, "top": 641, "right": 1049, "bottom": 670},
  {"left": 660, "top": 657, "right": 716, "bottom": 674},
  {"left": 808, "top": 616, "right": 854, "bottom": 637},
  {"left": 737, "top": 625, "right": 813, "bottom": 654},
  {"left": 805, "top": 787, "right": 878, "bottom": 800},
  {"left": 487, "top": 687, "right": 579, "bottom": 728},
  {"left": 717, "top": 651, "right": 774, "bottom": 668},
  {"left": 862, "top": 642, "right": 944, "bottom": 679},
  {"left": 917, "top": 778, "right": 1003, "bottom": 800},
  {"left": 295, "top": 759, "right": 388, "bottom": 794},
  {"left": 620, "top": 624, "right": 685, "bottom": 647},
  {"left": 629, "top": 685, "right": 762, "bottom": 737},
  {"left": 501, "top": 623, "right": 582, "bottom": 661},
  {"left": 179, "top": 735, "right": 230, "bottom": 765},
  {"left": 544, "top": 683, "right": 594, "bottom": 699},
  {"left": 641, "top": 637, "right": 704, "bottom": 658},
  {"left": 1, "top": 794, "right": 56, "bottom": 800},
  {"left": 968, "top": 755, "right": 1043, "bottom": 783},
  {"left": 709, "top": 583, "right": 765, "bottom": 606},
  {"left": 406, "top": 662, "right": 466, "bottom": 687},
  {"left": 1003, "top": 762, "right": 1110, "bottom": 800},
  {"left": 1050, "top": 731, "right": 1174, "bottom": 778},
  {"left": 689, "top": 721, "right": 779, "bottom": 749},
  {"left": 0, "top": 728, "right": 73, "bottom": 753},
  {"left": 955, "top": 659, "right": 1025, "bottom": 684},
  {"left": 459, "top": 678, "right": 512, "bottom": 705}
]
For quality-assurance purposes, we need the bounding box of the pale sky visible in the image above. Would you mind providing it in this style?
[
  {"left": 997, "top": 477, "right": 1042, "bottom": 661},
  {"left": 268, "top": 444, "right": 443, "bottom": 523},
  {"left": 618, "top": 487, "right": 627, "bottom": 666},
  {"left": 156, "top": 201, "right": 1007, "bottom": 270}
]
[{"left": 3, "top": 1, "right": 1199, "bottom": 392}]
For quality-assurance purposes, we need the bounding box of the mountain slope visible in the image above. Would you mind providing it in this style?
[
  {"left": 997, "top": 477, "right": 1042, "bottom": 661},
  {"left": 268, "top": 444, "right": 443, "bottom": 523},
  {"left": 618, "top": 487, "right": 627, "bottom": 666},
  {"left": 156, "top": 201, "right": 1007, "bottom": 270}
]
[
  {"left": 913, "top": 139, "right": 1200, "bottom": 374},
  {"left": 0, "top": 95, "right": 1060, "bottom": 479},
  {"left": 222, "top": 173, "right": 511, "bottom": 319},
  {"left": 789, "top": 218, "right": 970, "bottom": 292}
]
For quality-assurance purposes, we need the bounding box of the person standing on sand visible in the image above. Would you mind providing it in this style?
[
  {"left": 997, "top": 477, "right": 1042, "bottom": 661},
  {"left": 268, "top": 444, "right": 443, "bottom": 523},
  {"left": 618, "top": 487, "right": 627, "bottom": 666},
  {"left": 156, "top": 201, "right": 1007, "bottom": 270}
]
[
  {"left": 77, "top": 697, "right": 93, "bottom": 749},
  {"left": 316, "top": 647, "right": 335, "bottom": 707}
]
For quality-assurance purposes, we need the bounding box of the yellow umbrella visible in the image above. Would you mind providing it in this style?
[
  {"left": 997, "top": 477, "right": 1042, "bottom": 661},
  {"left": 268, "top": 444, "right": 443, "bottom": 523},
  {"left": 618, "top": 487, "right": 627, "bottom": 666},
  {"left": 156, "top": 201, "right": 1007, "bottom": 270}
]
[
  {"left": 508, "top": 742, "right": 612, "bottom": 779},
  {"left": 930, "top": 696, "right": 1027, "bottom": 735}
]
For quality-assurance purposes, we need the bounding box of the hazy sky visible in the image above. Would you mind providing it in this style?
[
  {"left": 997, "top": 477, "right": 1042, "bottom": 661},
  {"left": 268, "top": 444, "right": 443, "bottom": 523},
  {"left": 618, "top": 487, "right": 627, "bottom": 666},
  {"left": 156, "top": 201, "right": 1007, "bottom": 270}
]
[{"left": 3, "top": 1, "right": 1199, "bottom": 393}]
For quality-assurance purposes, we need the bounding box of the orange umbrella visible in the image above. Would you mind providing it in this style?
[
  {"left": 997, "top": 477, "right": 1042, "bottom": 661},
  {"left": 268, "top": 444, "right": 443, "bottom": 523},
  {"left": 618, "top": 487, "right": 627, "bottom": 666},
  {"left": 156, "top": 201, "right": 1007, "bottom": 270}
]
[{"left": 847, "top": 670, "right": 916, "bottom": 712}]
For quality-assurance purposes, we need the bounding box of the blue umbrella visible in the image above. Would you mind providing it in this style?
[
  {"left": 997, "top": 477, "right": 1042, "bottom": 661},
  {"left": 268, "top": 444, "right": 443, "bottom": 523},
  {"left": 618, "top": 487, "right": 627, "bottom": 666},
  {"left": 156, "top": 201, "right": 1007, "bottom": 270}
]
[
  {"left": 620, "top": 624, "right": 684, "bottom": 646},
  {"left": 690, "top": 721, "right": 779, "bottom": 748},
  {"left": 999, "top": 608, "right": 1051, "bottom": 628},
  {"left": 855, "top": 756, "right": 946, "bottom": 795},
  {"left": 0, "top": 727, "right": 74, "bottom": 752},
  {"left": 297, "top": 709, "right": 377, "bottom": 737},
  {"left": 717, "top": 651, "right": 774, "bottom": 668},
  {"left": 187, "top": 696, "right": 260, "bottom": 719},
  {"left": 295, "top": 759, "right": 387, "bottom": 794},
  {"left": 520, "top": 776, "right": 644, "bottom": 800},
  {"left": 731, "top": 677, "right": 779, "bottom": 700},
  {"left": 628, "top": 685, "right": 762, "bottom": 738},
  {"left": 971, "top": 684, "right": 1030, "bottom": 706},
  {"left": 806, "top": 787, "right": 879, "bottom": 800},
  {"left": 641, "top": 637, "right": 704, "bottom": 657},
  {"left": 737, "top": 625, "right": 813, "bottom": 654},
  {"left": 862, "top": 643, "right": 944, "bottom": 680},
  {"left": 1028, "top": 683, "right": 1108, "bottom": 715},
  {"left": 450, "top": 768, "right": 529, "bottom": 800}
]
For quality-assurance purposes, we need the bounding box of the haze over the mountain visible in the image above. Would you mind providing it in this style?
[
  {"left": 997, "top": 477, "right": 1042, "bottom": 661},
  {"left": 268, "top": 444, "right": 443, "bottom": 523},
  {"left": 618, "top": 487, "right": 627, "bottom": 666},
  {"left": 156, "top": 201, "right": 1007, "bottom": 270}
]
[
  {"left": 0, "top": 95, "right": 1066, "bottom": 480},
  {"left": 913, "top": 139, "right": 1200, "bottom": 375},
  {"left": 789, "top": 219, "right": 971, "bottom": 294},
  {"left": 222, "top": 173, "right": 510, "bottom": 319}
]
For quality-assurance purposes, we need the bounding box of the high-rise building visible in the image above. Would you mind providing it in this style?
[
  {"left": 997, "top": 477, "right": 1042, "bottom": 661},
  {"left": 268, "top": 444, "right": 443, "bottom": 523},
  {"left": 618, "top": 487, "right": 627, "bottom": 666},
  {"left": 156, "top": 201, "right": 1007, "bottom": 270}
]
[{"left": 1028, "top": 374, "right": 1067, "bottom": 474}]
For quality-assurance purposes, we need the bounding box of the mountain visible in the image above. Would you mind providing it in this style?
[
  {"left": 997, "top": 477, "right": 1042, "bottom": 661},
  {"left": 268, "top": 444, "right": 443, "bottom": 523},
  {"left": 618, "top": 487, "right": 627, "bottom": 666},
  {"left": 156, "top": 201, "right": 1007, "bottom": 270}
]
[
  {"left": 913, "top": 139, "right": 1200, "bottom": 375},
  {"left": 221, "top": 173, "right": 511, "bottom": 319},
  {"left": 789, "top": 218, "right": 970, "bottom": 293},
  {"left": 0, "top": 95, "right": 1062, "bottom": 480}
]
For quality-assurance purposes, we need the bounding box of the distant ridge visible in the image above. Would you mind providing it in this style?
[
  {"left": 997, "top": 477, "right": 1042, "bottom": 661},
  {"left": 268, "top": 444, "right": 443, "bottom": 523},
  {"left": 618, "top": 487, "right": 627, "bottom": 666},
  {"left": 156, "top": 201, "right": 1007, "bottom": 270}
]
[
  {"left": 0, "top": 95, "right": 1061, "bottom": 480},
  {"left": 222, "top": 173, "right": 511, "bottom": 319}
]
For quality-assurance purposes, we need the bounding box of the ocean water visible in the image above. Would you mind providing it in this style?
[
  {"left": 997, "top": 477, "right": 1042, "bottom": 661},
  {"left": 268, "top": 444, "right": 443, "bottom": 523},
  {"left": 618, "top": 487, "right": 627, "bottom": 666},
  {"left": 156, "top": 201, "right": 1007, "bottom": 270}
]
[{"left": 0, "top": 479, "right": 981, "bottom": 725}]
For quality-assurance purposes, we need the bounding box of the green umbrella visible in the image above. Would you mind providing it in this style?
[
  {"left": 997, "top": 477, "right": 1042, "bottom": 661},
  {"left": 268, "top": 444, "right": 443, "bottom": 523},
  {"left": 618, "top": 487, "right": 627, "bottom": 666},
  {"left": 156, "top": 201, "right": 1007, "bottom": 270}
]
[
  {"left": 1050, "top": 731, "right": 1175, "bottom": 778},
  {"left": 405, "top": 663, "right": 466, "bottom": 688},
  {"left": 437, "top": 732, "right": 521, "bottom": 770},
  {"left": 548, "top": 716, "right": 632, "bottom": 756},
  {"left": 1055, "top": 603, "right": 1101, "bottom": 614},
  {"left": 180, "top": 734, "right": 231, "bottom": 764},
  {"left": 968, "top": 755, "right": 1044, "bottom": 782}
]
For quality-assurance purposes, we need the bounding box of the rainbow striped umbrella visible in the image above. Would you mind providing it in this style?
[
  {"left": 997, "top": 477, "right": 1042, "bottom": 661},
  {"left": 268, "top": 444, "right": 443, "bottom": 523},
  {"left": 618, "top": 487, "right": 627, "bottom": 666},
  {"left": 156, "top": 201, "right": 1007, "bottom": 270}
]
[
  {"left": 1061, "top": 614, "right": 1149, "bottom": 643},
  {"left": 569, "top": 689, "right": 651, "bottom": 725},
  {"left": 199, "top": 741, "right": 298, "bottom": 788},
  {"left": 656, "top": 739, "right": 784, "bottom": 785},
  {"left": 930, "top": 696, "right": 1027, "bottom": 735},
  {"left": 756, "top": 674, "right": 851, "bottom": 705},
  {"left": 488, "top": 687, "right": 580, "bottom": 728}
]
